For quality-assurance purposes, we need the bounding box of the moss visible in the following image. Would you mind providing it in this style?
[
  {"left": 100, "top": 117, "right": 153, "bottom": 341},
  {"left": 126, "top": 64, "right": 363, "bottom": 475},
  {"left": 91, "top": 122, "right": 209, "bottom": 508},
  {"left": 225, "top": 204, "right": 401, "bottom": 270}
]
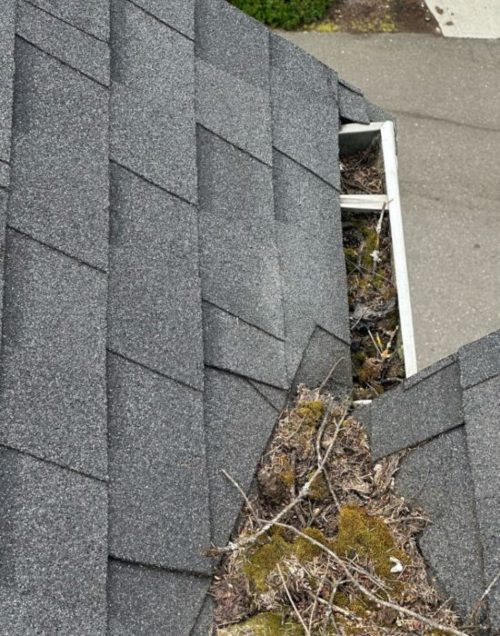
[
  {"left": 243, "top": 532, "right": 292, "bottom": 593},
  {"left": 275, "top": 454, "right": 295, "bottom": 488},
  {"left": 350, "top": 14, "right": 397, "bottom": 33},
  {"left": 306, "top": 471, "right": 330, "bottom": 501},
  {"left": 294, "top": 527, "right": 333, "bottom": 562},
  {"left": 333, "top": 506, "right": 408, "bottom": 581},
  {"left": 296, "top": 399, "right": 324, "bottom": 426},
  {"left": 220, "top": 612, "right": 303, "bottom": 636},
  {"left": 310, "top": 21, "right": 340, "bottom": 32},
  {"left": 360, "top": 225, "right": 379, "bottom": 270}
]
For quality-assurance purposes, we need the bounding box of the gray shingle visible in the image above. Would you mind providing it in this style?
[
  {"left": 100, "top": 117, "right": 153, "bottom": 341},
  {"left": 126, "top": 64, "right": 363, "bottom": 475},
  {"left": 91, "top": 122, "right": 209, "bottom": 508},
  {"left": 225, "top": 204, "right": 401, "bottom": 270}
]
[
  {"left": 108, "top": 354, "right": 211, "bottom": 574},
  {"left": 459, "top": 329, "right": 500, "bottom": 389},
  {"left": 191, "top": 595, "right": 215, "bottom": 636},
  {"left": 0, "top": 231, "right": 108, "bottom": 479},
  {"left": 403, "top": 353, "right": 457, "bottom": 390},
  {"left": 0, "top": 448, "right": 107, "bottom": 635},
  {"left": 203, "top": 302, "right": 288, "bottom": 390},
  {"left": 110, "top": 0, "right": 197, "bottom": 203},
  {"left": 108, "top": 561, "right": 210, "bottom": 636},
  {"left": 271, "top": 35, "right": 339, "bottom": 188},
  {"left": 109, "top": 165, "right": 204, "bottom": 390},
  {"left": 196, "top": 59, "right": 272, "bottom": 165},
  {"left": 291, "top": 326, "right": 352, "bottom": 392},
  {"left": 0, "top": 0, "right": 15, "bottom": 164},
  {"left": 463, "top": 375, "right": 500, "bottom": 626},
  {"left": 248, "top": 380, "right": 288, "bottom": 412},
  {"left": 204, "top": 368, "right": 278, "bottom": 546},
  {"left": 395, "top": 428, "right": 485, "bottom": 619},
  {"left": 195, "top": 0, "right": 270, "bottom": 90},
  {"left": 369, "top": 360, "right": 463, "bottom": 460},
  {"left": 338, "top": 81, "right": 370, "bottom": 124},
  {"left": 198, "top": 127, "right": 284, "bottom": 338},
  {"left": 9, "top": 40, "right": 109, "bottom": 270},
  {"left": 0, "top": 190, "right": 7, "bottom": 336},
  {"left": 274, "top": 151, "right": 350, "bottom": 378},
  {"left": 29, "top": 0, "right": 110, "bottom": 40},
  {"left": 131, "top": 0, "right": 195, "bottom": 38},
  {"left": 17, "top": 0, "right": 110, "bottom": 86},
  {"left": 0, "top": 160, "right": 9, "bottom": 188},
  {"left": 364, "top": 98, "right": 395, "bottom": 124}
]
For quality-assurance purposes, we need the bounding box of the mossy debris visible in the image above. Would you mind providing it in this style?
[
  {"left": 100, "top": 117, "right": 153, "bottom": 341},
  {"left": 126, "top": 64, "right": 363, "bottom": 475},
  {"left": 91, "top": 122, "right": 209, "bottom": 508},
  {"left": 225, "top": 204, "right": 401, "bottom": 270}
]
[{"left": 212, "top": 390, "right": 464, "bottom": 635}]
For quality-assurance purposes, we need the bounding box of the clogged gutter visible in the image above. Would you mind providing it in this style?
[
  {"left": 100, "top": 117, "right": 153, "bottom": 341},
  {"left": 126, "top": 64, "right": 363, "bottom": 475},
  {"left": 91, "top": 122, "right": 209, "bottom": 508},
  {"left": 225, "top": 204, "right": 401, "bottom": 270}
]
[{"left": 341, "top": 148, "right": 406, "bottom": 400}]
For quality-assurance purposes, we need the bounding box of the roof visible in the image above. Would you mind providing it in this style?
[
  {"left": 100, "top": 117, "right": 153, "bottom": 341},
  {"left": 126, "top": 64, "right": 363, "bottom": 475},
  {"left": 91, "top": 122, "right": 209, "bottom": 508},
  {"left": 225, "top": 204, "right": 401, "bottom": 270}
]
[
  {"left": 0, "top": 0, "right": 386, "bottom": 633},
  {"left": 363, "top": 329, "right": 500, "bottom": 629}
]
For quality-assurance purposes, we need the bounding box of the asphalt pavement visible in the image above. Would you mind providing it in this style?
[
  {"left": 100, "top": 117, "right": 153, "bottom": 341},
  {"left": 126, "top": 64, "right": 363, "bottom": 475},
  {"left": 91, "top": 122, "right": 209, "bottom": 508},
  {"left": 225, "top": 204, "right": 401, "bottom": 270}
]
[{"left": 284, "top": 32, "right": 500, "bottom": 370}]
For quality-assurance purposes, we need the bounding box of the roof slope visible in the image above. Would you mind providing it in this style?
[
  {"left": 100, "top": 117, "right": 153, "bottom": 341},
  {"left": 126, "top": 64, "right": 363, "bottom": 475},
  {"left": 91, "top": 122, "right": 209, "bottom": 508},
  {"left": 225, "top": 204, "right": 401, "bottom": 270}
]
[
  {"left": 0, "top": 1, "right": 386, "bottom": 634},
  {"left": 364, "top": 329, "right": 500, "bottom": 631}
]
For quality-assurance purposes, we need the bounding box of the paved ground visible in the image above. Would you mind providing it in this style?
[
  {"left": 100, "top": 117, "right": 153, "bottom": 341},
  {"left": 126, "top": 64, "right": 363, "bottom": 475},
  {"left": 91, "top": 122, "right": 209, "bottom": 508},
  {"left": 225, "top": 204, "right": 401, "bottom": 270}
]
[
  {"left": 284, "top": 32, "right": 500, "bottom": 370},
  {"left": 426, "top": 0, "right": 500, "bottom": 39}
]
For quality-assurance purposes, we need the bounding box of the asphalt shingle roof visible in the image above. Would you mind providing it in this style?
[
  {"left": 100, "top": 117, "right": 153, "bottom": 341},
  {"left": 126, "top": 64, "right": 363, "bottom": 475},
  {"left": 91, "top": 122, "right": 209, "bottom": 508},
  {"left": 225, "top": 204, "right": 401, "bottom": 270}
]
[
  {"left": 2, "top": 1, "right": 495, "bottom": 634},
  {"left": 366, "top": 329, "right": 500, "bottom": 629}
]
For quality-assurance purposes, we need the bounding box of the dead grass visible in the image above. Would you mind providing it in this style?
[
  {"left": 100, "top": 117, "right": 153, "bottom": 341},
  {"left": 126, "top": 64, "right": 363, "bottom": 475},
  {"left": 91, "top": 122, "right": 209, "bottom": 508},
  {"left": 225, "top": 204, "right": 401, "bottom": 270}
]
[{"left": 211, "top": 389, "right": 466, "bottom": 635}]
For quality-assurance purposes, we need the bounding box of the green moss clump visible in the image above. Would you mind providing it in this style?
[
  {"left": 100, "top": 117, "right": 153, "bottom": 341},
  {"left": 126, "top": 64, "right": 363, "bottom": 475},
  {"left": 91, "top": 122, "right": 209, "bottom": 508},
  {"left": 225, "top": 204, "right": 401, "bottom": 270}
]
[
  {"left": 333, "top": 506, "right": 407, "bottom": 580},
  {"left": 230, "top": 0, "right": 331, "bottom": 30},
  {"left": 306, "top": 471, "right": 330, "bottom": 501},
  {"left": 296, "top": 399, "right": 325, "bottom": 426},
  {"left": 220, "top": 612, "right": 303, "bottom": 636},
  {"left": 243, "top": 532, "right": 292, "bottom": 592},
  {"left": 360, "top": 225, "right": 379, "bottom": 270},
  {"left": 294, "top": 527, "right": 332, "bottom": 562}
]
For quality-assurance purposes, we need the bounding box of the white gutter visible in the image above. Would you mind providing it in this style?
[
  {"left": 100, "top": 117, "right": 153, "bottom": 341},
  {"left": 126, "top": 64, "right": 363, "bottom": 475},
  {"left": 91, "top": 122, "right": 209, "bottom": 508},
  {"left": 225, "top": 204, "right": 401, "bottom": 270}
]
[{"left": 339, "top": 121, "right": 418, "bottom": 377}]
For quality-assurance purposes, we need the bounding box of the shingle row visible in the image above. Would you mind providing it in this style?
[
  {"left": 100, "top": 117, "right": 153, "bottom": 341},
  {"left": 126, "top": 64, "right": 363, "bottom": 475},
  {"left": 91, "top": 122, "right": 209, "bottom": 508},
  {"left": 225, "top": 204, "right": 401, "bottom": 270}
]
[{"left": 0, "top": 5, "right": 112, "bottom": 635}]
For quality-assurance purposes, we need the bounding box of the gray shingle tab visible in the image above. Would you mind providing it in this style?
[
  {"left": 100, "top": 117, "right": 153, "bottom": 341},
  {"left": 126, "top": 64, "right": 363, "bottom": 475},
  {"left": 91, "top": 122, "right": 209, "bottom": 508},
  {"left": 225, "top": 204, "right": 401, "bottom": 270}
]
[
  {"left": 196, "top": 58, "right": 272, "bottom": 165},
  {"left": 109, "top": 164, "right": 204, "bottom": 390},
  {"left": 369, "top": 360, "right": 463, "bottom": 460},
  {"left": 395, "top": 428, "right": 485, "bottom": 619},
  {"left": 204, "top": 368, "right": 278, "bottom": 546},
  {"left": 108, "top": 561, "right": 210, "bottom": 636},
  {"left": 0, "top": 448, "right": 107, "bottom": 635},
  {"left": 0, "top": 231, "right": 108, "bottom": 479},
  {"left": 9, "top": 40, "right": 109, "bottom": 270},
  {"left": 198, "top": 127, "right": 284, "bottom": 338},
  {"left": 338, "top": 81, "right": 370, "bottom": 124},
  {"left": 459, "top": 329, "right": 500, "bottom": 389},
  {"left": 271, "top": 34, "right": 339, "bottom": 188},
  {"left": 0, "top": 160, "right": 9, "bottom": 188},
  {"left": 195, "top": 0, "right": 270, "bottom": 90},
  {"left": 191, "top": 595, "right": 215, "bottom": 636},
  {"left": 203, "top": 302, "right": 288, "bottom": 389},
  {"left": 274, "top": 151, "right": 350, "bottom": 379},
  {"left": 0, "top": 0, "right": 15, "bottom": 165},
  {"left": 0, "top": 190, "right": 7, "bottom": 337},
  {"left": 364, "top": 98, "right": 394, "bottom": 124},
  {"left": 29, "top": 0, "right": 110, "bottom": 41},
  {"left": 132, "top": 0, "right": 195, "bottom": 38},
  {"left": 463, "top": 375, "right": 500, "bottom": 626},
  {"left": 108, "top": 354, "right": 211, "bottom": 574},
  {"left": 248, "top": 380, "right": 288, "bottom": 412},
  {"left": 291, "top": 326, "right": 352, "bottom": 392},
  {"left": 110, "top": 0, "right": 197, "bottom": 203},
  {"left": 17, "top": 0, "right": 110, "bottom": 86}
]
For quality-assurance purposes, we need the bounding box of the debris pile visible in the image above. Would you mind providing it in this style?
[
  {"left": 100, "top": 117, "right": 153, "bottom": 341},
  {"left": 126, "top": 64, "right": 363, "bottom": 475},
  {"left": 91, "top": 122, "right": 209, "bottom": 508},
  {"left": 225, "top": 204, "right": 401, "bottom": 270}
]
[
  {"left": 343, "top": 209, "right": 405, "bottom": 400},
  {"left": 211, "top": 390, "right": 465, "bottom": 636},
  {"left": 340, "top": 146, "right": 384, "bottom": 195}
]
